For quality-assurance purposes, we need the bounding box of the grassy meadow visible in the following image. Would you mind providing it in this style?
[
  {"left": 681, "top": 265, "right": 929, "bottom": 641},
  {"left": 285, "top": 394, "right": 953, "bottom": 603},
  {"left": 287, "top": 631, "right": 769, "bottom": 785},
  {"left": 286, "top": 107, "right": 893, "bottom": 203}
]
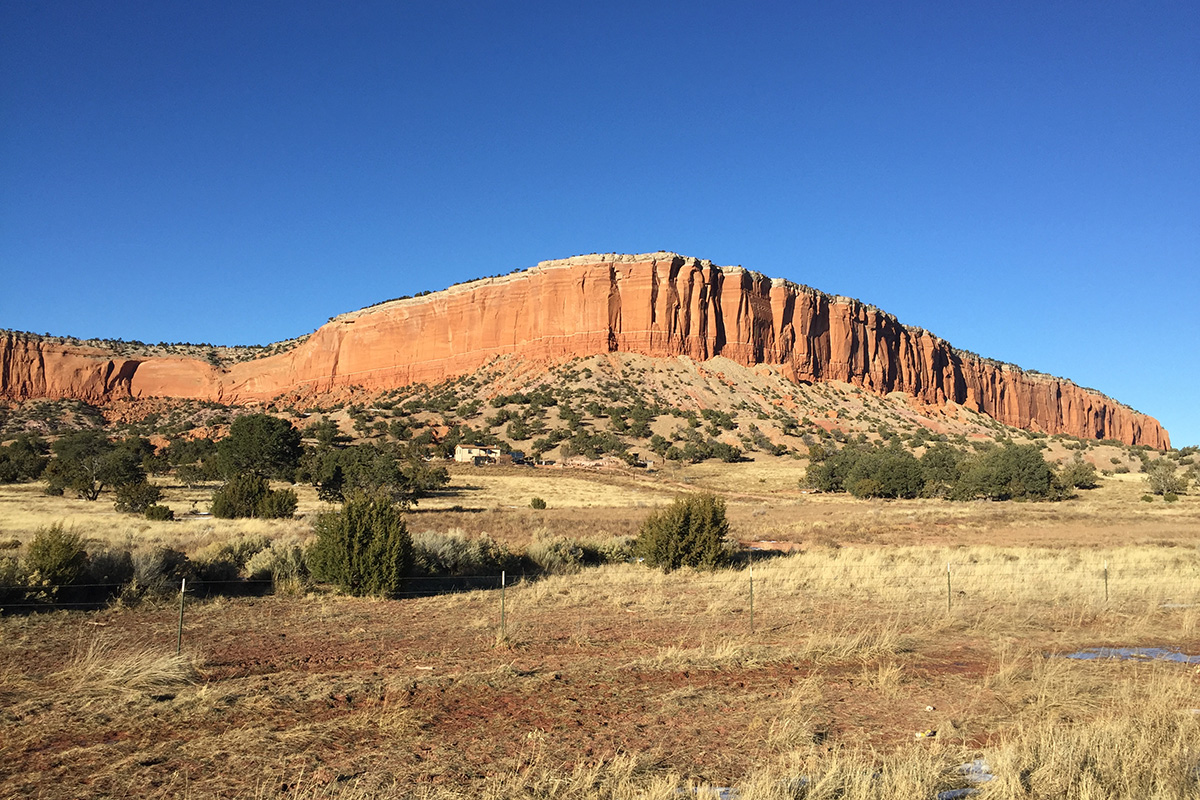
[{"left": 1, "top": 459, "right": 1199, "bottom": 798}]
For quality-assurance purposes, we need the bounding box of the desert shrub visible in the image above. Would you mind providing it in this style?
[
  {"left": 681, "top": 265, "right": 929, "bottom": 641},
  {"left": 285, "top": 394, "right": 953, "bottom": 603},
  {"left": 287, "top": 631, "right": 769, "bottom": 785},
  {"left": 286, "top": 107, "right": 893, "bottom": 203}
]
[
  {"left": 113, "top": 480, "right": 162, "bottom": 514},
  {"left": 24, "top": 524, "right": 89, "bottom": 590},
  {"left": 0, "top": 434, "right": 49, "bottom": 483},
  {"left": 301, "top": 442, "right": 449, "bottom": 503},
  {"left": 194, "top": 556, "right": 240, "bottom": 584},
  {"left": 1163, "top": 492, "right": 1179, "bottom": 503},
  {"left": 953, "top": 444, "right": 1061, "bottom": 501},
  {"left": 635, "top": 493, "right": 731, "bottom": 572},
  {"left": 526, "top": 536, "right": 586, "bottom": 574},
  {"left": 920, "top": 443, "right": 964, "bottom": 497},
  {"left": 307, "top": 490, "right": 412, "bottom": 597},
  {"left": 845, "top": 448, "right": 924, "bottom": 499},
  {"left": 245, "top": 541, "right": 308, "bottom": 593},
  {"left": 144, "top": 504, "right": 174, "bottom": 521},
  {"left": 411, "top": 530, "right": 515, "bottom": 576},
  {"left": 192, "top": 535, "right": 271, "bottom": 586},
  {"left": 0, "top": 556, "right": 25, "bottom": 604},
  {"left": 803, "top": 445, "right": 863, "bottom": 493},
  {"left": 85, "top": 548, "right": 134, "bottom": 590},
  {"left": 1060, "top": 456, "right": 1100, "bottom": 490},
  {"left": 592, "top": 535, "right": 637, "bottom": 564},
  {"left": 1141, "top": 494, "right": 1154, "bottom": 503},
  {"left": 211, "top": 474, "right": 297, "bottom": 519},
  {"left": 530, "top": 496, "right": 547, "bottom": 510},
  {"left": 256, "top": 487, "right": 298, "bottom": 518},
  {"left": 210, "top": 474, "right": 266, "bottom": 518},
  {"left": 1145, "top": 459, "right": 1187, "bottom": 496},
  {"left": 125, "top": 547, "right": 192, "bottom": 599}
]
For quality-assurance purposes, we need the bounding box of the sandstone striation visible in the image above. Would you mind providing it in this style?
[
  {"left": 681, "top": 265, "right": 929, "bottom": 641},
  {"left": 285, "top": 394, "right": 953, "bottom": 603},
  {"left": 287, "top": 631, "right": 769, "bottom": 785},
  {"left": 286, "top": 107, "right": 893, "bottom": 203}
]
[{"left": 0, "top": 253, "right": 1170, "bottom": 448}]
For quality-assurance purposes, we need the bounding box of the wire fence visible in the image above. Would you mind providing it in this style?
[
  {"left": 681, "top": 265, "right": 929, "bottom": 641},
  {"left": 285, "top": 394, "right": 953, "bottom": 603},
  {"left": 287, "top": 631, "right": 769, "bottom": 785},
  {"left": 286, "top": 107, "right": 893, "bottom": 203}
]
[{"left": 3, "top": 559, "right": 1197, "bottom": 622}]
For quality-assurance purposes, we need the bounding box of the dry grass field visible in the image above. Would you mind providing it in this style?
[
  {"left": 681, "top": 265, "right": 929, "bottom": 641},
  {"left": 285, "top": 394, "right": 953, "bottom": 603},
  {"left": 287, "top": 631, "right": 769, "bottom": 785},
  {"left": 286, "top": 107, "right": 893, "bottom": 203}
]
[{"left": 2, "top": 462, "right": 1199, "bottom": 798}]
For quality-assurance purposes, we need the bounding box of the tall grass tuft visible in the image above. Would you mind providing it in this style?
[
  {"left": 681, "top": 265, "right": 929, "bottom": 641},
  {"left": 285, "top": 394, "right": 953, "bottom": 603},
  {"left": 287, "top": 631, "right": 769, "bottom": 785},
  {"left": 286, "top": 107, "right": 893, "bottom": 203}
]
[{"left": 56, "top": 636, "right": 199, "bottom": 694}]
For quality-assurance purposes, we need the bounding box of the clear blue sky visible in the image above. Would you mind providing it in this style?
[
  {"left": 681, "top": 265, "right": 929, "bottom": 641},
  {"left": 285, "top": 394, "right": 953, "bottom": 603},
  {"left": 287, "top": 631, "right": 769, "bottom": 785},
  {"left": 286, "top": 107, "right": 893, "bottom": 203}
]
[{"left": 2, "top": 2, "right": 1197, "bottom": 446}]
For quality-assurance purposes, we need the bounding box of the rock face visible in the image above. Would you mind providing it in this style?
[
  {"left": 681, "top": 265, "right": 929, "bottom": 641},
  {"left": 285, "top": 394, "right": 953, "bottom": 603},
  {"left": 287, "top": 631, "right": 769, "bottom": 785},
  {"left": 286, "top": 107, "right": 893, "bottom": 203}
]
[{"left": 0, "top": 252, "right": 1170, "bottom": 448}]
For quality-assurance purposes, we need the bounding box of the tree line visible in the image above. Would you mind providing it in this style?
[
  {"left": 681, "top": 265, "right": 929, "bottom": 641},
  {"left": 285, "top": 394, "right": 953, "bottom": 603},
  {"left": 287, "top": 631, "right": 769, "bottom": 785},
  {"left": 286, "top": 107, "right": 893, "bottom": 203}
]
[
  {"left": 0, "top": 414, "right": 448, "bottom": 522},
  {"left": 803, "top": 441, "right": 1101, "bottom": 501}
]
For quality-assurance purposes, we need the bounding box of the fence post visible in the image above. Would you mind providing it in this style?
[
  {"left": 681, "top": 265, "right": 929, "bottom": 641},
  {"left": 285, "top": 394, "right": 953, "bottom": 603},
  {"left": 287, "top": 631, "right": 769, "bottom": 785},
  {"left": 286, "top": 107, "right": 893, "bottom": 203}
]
[
  {"left": 946, "top": 563, "right": 952, "bottom": 613},
  {"left": 176, "top": 578, "right": 186, "bottom": 654},
  {"left": 1103, "top": 561, "right": 1109, "bottom": 604},
  {"left": 748, "top": 553, "right": 754, "bottom": 633},
  {"left": 500, "top": 570, "right": 507, "bottom": 639}
]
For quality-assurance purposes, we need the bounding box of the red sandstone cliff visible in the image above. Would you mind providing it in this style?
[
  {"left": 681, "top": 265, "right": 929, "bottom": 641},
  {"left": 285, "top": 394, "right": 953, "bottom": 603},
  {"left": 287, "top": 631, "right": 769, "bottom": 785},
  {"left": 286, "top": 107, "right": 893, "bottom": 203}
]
[{"left": 0, "top": 253, "right": 1170, "bottom": 448}]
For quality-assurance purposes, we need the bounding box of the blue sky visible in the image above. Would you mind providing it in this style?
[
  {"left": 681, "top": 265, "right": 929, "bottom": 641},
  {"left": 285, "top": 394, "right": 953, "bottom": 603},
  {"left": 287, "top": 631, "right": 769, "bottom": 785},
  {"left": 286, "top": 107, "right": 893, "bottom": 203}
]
[{"left": 2, "top": 2, "right": 1197, "bottom": 446}]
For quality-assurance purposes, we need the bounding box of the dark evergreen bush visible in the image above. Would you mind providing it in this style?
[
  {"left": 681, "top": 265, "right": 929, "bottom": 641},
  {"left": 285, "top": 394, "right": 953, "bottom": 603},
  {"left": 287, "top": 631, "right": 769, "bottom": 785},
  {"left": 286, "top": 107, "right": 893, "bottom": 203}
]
[
  {"left": 211, "top": 474, "right": 297, "bottom": 519},
  {"left": 0, "top": 434, "right": 49, "bottom": 483},
  {"left": 1060, "top": 457, "right": 1100, "bottom": 490},
  {"left": 307, "top": 490, "right": 412, "bottom": 597},
  {"left": 144, "top": 504, "right": 175, "bottom": 521},
  {"left": 845, "top": 448, "right": 925, "bottom": 499},
  {"left": 24, "top": 524, "right": 88, "bottom": 589},
  {"left": 635, "top": 493, "right": 730, "bottom": 572},
  {"left": 953, "top": 443, "right": 1060, "bottom": 500},
  {"left": 44, "top": 432, "right": 145, "bottom": 500},
  {"left": 113, "top": 480, "right": 163, "bottom": 513}
]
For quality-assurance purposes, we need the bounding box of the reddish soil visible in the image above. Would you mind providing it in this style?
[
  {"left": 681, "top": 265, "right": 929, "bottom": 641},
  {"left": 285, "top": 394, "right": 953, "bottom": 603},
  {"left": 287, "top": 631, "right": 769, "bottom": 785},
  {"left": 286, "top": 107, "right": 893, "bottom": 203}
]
[{"left": 0, "top": 590, "right": 1008, "bottom": 798}]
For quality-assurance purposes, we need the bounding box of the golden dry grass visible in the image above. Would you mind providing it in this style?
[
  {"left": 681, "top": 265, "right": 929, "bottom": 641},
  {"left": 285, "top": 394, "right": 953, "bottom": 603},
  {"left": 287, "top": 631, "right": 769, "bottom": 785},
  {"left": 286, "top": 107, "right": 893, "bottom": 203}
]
[
  {"left": 1, "top": 458, "right": 1199, "bottom": 798},
  {"left": 2, "top": 549, "right": 1199, "bottom": 797},
  {"left": 54, "top": 635, "right": 199, "bottom": 695}
]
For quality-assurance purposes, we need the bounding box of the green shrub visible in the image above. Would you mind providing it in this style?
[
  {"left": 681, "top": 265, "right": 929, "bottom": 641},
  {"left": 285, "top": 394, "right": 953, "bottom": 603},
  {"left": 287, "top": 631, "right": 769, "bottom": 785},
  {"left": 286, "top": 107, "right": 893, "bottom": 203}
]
[
  {"left": 920, "top": 443, "right": 964, "bottom": 497},
  {"left": 0, "top": 434, "right": 49, "bottom": 483},
  {"left": 216, "top": 413, "right": 302, "bottom": 480},
  {"left": 0, "top": 556, "right": 25, "bottom": 604},
  {"left": 1145, "top": 459, "right": 1187, "bottom": 496},
  {"left": 245, "top": 541, "right": 308, "bottom": 594},
  {"left": 144, "top": 504, "right": 175, "bottom": 521},
  {"left": 530, "top": 496, "right": 547, "bottom": 510},
  {"left": 307, "top": 490, "right": 412, "bottom": 597},
  {"left": 211, "top": 474, "right": 297, "bottom": 519},
  {"left": 24, "top": 524, "right": 88, "bottom": 590},
  {"left": 635, "top": 493, "right": 731, "bottom": 572},
  {"left": 845, "top": 448, "right": 925, "bottom": 499},
  {"left": 256, "top": 487, "right": 298, "bottom": 518},
  {"left": 44, "top": 432, "right": 146, "bottom": 500},
  {"left": 1141, "top": 494, "right": 1154, "bottom": 503},
  {"left": 953, "top": 444, "right": 1061, "bottom": 501},
  {"left": 1060, "top": 457, "right": 1100, "bottom": 490},
  {"left": 412, "top": 530, "right": 514, "bottom": 576},
  {"left": 526, "top": 536, "right": 585, "bottom": 574},
  {"left": 1164, "top": 493, "right": 1179, "bottom": 503},
  {"left": 84, "top": 548, "right": 134, "bottom": 591},
  {"left": 113, "top": 480, "right": 163, "bottom": 514},
  {"left": 126, "top": 547, "right": 192, "bottom": 599}
]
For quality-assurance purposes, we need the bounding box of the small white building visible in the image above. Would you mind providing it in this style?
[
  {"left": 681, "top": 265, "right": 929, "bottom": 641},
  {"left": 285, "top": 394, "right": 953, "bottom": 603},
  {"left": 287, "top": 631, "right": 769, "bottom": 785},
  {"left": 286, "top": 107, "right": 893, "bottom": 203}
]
[{"left": 454, "top": 445, "right": 503, "bottom": 464}]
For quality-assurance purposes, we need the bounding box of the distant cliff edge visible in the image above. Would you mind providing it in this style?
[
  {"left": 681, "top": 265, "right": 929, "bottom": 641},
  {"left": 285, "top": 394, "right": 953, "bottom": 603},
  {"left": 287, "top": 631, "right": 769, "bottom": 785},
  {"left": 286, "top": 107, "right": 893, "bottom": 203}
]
[{"left": 0, "top": 252, "right": 1170, "bottom": 448}]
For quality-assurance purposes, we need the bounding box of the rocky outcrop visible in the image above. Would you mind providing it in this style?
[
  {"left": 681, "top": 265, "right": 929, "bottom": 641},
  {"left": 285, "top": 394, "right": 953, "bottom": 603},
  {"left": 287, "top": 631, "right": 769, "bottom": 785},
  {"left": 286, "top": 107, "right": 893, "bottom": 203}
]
[{"left": 0, "top": 253, "right": 1170, "bottom": 448}]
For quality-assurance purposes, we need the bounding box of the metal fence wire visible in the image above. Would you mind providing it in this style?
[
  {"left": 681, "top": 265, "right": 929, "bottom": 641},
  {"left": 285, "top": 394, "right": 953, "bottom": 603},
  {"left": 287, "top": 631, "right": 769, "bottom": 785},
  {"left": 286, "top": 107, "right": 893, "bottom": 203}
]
[{"left": 2, "top": 559, "right": 1197, "bottom": 619}]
